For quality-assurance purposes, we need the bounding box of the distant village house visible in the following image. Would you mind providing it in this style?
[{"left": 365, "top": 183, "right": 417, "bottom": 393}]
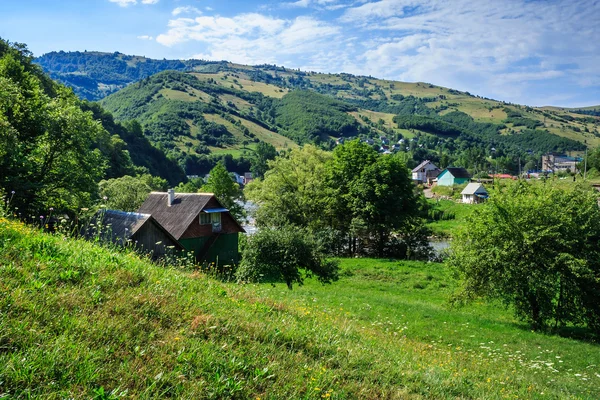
[
  {"left": 436, "top": 167, "right": 471, "bottom": 186},
  {"left": 461, "top": 183, "right": 488, "bottom": 204},
  {"left": 412, "top": 160, "right": 440, "bottom": 185}
]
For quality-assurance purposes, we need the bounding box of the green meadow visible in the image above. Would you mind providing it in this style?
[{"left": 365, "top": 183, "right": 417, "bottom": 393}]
[{"left": 1, "top": 217, "right": 599, "bottom": 399}]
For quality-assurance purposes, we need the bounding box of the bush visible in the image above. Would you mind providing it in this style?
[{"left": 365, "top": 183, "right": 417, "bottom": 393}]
[
  {"left": 449, "top": 182, "right": 600, "bottom": 332},
  {"left": 236, "top": 226, "right": 339, "bottom": 289}
]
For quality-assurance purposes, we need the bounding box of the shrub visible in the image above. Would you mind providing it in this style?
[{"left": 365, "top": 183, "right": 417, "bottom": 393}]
[{"left": 236, "top": 226, "right": 339, "bottom": 289}]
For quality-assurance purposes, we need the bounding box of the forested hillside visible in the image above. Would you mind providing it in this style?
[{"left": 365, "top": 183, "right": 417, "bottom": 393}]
[
  {"left": 0, "top": 39, "right": 184, "bottom": 218},
  {"left": 38, "top": 51, "right": 600, "bottom": 176}
]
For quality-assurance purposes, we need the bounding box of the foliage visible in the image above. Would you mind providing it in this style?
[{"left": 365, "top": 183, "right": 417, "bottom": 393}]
[
  {"left": 202, "top": 163, "right": 245, "bottom": 221},
  {"left": 98, "top": 174, "right": 167, "bottom": 212},
  {"left": 394, "top": 115, "right": 463, "bottom": 136},
  {"left": 82, "top": 103, "right": 186, "bottom": 185},
  {"left": 349, "top": 154, "right": 420, "bottom": 256},
  {"left": 236, "top": 225, "right": 339, "bottom": 289},
  {"left": 250, "top": 141, "right": 277, "bottom": 178},
  {"left": 246, "top": 145, "right": 332, "bottom": 229},
  {"left": 273, "top": 90, "right": 359, "bottom": 143},
  {"left": 0, "top": 40, "right": 107, "bottom": 215},
  {"left": 248, "top": 141, "right": 429, "bottom": 258},
  {"left": 449, "top": 182, "right": 600, "bottom": 331}
]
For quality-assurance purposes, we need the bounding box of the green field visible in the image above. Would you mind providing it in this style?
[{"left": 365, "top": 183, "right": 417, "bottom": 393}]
[{"left": 1, "top": 217, "right": 599, "bottom": 399}]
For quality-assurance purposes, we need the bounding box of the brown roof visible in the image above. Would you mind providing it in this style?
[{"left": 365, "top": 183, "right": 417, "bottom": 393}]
[{"left": 138, "top": 192, "right": 214, "bottom": 239}]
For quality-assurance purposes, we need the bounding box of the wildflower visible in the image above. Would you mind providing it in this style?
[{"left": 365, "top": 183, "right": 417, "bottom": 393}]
[
  {"left": 11, "top": 190, "right": 15, "bottom": 194},
  {"left": 49, "top": 207, "right": 54, "bottom": 211},
  {"left": 103, "top": 196, "right": 108, "bottom": 201},
  {"left": 40, "top": 215, "right": 44, "bottom": 219}
]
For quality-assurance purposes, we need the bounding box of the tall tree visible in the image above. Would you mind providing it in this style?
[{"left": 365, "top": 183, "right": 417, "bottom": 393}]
[
  {"left": 0, "top": 43, "right": 107, "bottom": 214},
  {"left": 245, "top": 145, "right": 331, "bottom": 229},
  {"left": 202, "top": 163, "right": 245, "bottom": 221},
  {"left": 250, "top": 142, "right": 277, "bottom": 178},
  {"left": 350, "top": 155, "right": 418, "bottom": 257}
]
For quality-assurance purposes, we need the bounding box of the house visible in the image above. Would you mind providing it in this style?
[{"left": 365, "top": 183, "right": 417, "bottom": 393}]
[
  {"left": 461, "top": 183, "right": 488, "bottom": 204},
  {"left": 541, "top": 154, "right": 581, "bottom": 173},
  {"left": 232, "top": 172, "right": 244, "bottom": 185},
  {"left": 243, "top": 172, "right": 253, "bottom": 185},
  {"left": 436, "top": 167, "right": 471, "bottom": 186},
  {"left": 84, "top": 210, "right": 183, "bottom": 258},
  {"left": 412, "top": 160, "right": 440, "bottom": 184},
  {"left": 138, "top": 190, "right": 245, "bottom": 264}
]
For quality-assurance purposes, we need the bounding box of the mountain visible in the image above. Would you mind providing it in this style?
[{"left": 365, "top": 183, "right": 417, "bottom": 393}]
[
  {"left": 37, "top": 51, "right": 600, "bottom": 175},
  {"left": 35, "top": 51, "right": 221, "bottom": 100}
]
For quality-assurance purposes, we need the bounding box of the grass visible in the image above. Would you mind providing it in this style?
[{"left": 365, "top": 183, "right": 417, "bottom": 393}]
[
  {"left": 426, "top": 198, "right": 478, "bottom": 237},
  {"left": 1, "top": 218, "right": 600, "bottom": 399}
]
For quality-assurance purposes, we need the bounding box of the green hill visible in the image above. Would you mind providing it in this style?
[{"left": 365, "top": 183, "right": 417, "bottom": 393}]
[
  {"left": 37, "top": 51, "right": 600, "bottom": 175},
  {"left": 2, "top": 215, "right": 600, "bottom": 398}
]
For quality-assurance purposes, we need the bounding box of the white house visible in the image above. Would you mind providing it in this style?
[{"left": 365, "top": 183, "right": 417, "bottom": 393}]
[
  {"left": 461, "top": 183, "right": 488, "bottom": 204},
  {"left": 412, "top": 160, "right": 440, "bottom": 183}
]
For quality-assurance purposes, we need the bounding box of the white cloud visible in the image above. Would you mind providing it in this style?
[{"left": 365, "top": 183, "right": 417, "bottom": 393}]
[
  {"left": 137, "top": 35, "right": 154, "bottom": 40},
  {"left": 152, "top": 0, "right": 598, "bottom": 106},
  {"left": 172, "top": 6, "right": 202, "bottom": 16},
  {"left": 108, "top": 0, "right": 137, "bottom": 6},
  {"left": 108, "top": 0, "right": 158, "bottom": 6},
  {"left": 284, "top": 0, "right": 348, "bottom": 10},
  {"left": 338, "top": 0, "right": 600, "bottom": 105}
]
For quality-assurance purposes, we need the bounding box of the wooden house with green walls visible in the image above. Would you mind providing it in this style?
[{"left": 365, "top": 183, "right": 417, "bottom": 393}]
[{"left": 138, "top": 190, "right": 245, "bottom": 265}]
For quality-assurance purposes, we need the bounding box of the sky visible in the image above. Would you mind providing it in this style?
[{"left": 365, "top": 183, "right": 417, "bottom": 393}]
[{"left": 1, "top": 0, "right": 598, "bottom": 107}]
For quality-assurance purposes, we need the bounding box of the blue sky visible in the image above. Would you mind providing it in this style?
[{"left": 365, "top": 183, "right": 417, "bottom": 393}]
[{"left": 1, "top": 0, "right": 598, "bottom": 107}]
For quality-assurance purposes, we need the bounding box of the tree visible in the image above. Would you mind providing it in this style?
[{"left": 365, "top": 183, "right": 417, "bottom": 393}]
[
  {"left": 246, "top": 145, "right": 331, "bottom": 229},
  {"left": 0, "top": 44, "right": 107, "bottom": 215},
  {"left": 99, "top": 174, "right": 167, "bottom": 211},
  {"left": 236, "top": 226, "right": 339, "bottom": 289},
  {"left": 448, "top": 182, "right": 600, "bottom": 332},
  {"left": 202, "top": 163, "right": 245, "bottom": 221},
  {"left": 250, "top": 142, "right": 277, "bottom": 178},
  {"left": 350, "top": 155, "right": 420, "bottom": 257}
]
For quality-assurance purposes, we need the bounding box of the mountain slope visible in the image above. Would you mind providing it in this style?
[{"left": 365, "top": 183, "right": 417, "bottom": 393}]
[{"left": 38, "top": 51, "right": 600, "bottom": 176}]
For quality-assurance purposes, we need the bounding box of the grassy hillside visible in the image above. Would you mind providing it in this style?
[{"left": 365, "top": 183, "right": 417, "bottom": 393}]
[
  {"left": 2, "top": 217, "right": 600, "bottom": 399},
  {"left": 100, "top": 70, "right": 297, "bottom": 163},
  {"left": 37, "top": 51, "right": 600, "bottom": 177}
]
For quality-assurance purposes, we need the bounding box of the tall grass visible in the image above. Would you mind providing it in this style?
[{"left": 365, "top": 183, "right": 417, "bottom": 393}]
[{"left": 1, "top": 218, "right": 599, "bottom": 399}]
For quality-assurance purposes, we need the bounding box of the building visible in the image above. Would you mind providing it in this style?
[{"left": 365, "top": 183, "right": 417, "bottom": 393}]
[
  {"left": 436, "top": 167, "right": 471, "bottom": 186},
  {"left": 412, "top": 160, "right": 440, "bottom": 184},
  {"left": 541, "top": 154, "right": 581, "bottom": 173},
  {"left": 243, "top": 172, "right": 253, "bottom": 185},
  {"left": 84, "top": 210, "right": 183, "bottom": 258},
  {"left": 461, "top": 183, "right": 488, "bottom": 204},
  {"left": 138, "top": 190, "right": 246, "bottom": 265}
]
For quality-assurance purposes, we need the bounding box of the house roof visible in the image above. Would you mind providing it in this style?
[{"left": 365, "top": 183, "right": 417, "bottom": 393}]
[
  {"left": 89, "top": 210, "right": 152, "bottom": 241},
  {"left": 138, "top": 192, "right": 213, "bottom": 239},
  {"left": 412, "top": 160, "right": 437, "bottom": 173},
  {"left": 461, "top": 183, "right": 488, "bottom": 195},
  {"left": 444, "top": 167, "right": 471, "bottom": 179},
  {"left": 138, "top": 192, "right": 245, "bottom": 239}
]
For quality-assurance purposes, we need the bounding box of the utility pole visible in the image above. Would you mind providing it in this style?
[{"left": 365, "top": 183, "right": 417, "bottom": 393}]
[{"left": 584, "top": 147, "right": 588, "bottom": 181}]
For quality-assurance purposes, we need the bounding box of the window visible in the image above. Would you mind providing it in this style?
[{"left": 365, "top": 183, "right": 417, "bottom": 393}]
[{"left": 200, "top": 212, "right": 221, "bottom": 225}]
